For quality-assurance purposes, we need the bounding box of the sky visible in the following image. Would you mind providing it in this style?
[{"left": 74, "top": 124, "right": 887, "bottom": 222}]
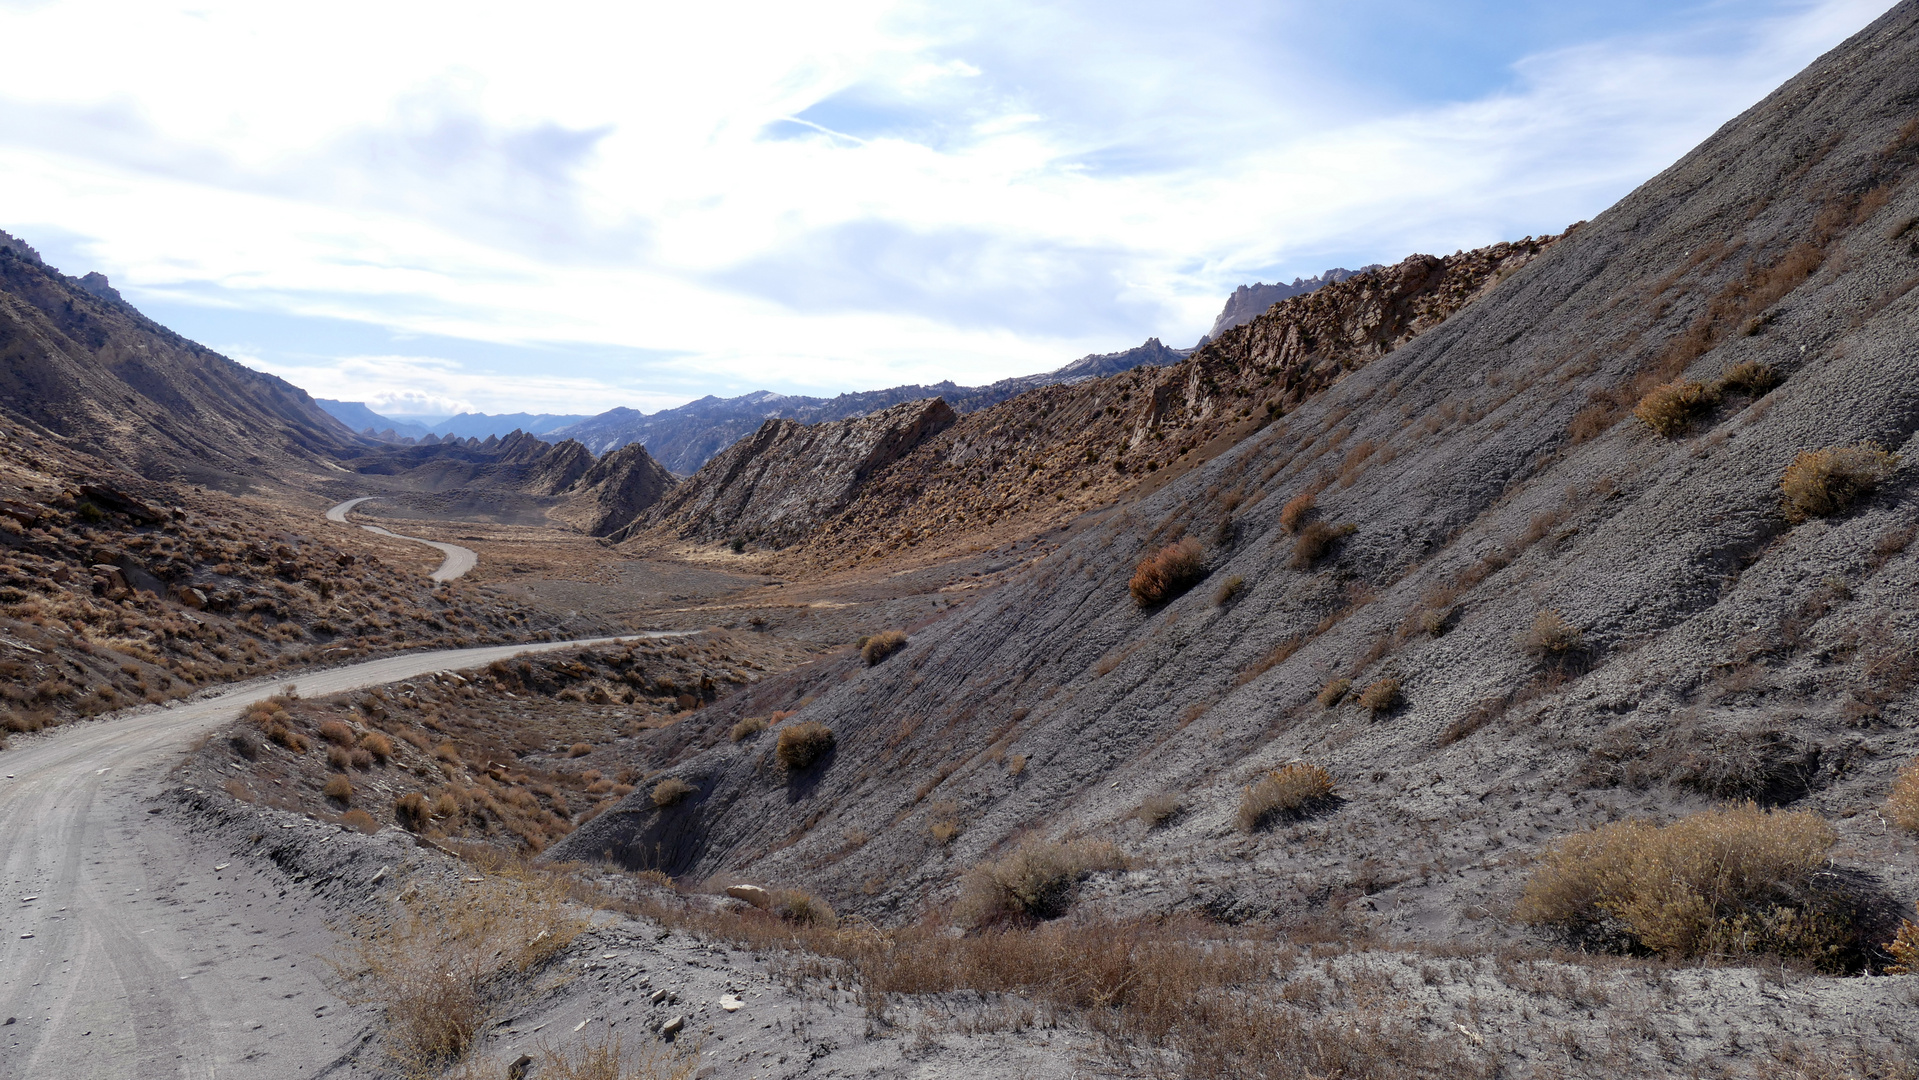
[{"left": 0, "top": 0, "right": 1897, "bottom": 420}]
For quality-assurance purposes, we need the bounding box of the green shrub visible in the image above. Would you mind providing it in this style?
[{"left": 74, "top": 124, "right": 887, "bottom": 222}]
[
  {"left": 776, "top": 721, "right": 834, "bottom": 771},
  {"left": 861, "top": 630, "right": 908, "bottom": 666},
  {"left": 1238, "top": 763, "right": 1335, "bottom": 831},
  {"left": 1781, "top": 444, "right": 1899, "bottom": 522},
  {"left": 1516, "top": 803, "right": 1850, "bottom": 966},
  {"left": 1129, "top": 537, "right": 1205, "bottom": 606}
]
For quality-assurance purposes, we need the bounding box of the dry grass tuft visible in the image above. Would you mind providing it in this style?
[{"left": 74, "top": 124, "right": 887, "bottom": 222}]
[
  {"left": 958, "top": 839, "right": 1129, "bottom": 925},
  {"left": 1129, "top": 537, "right": 1205, "bottom": 606},
  {"left": 1633, "top": 380, "right": 1719, "bottom": 437},
  {"left": 1523, "top": 610, "right": 1583, "bottom": 658},
  {"left": 395, "top": 791, "right": 430, "bottom": 832},
  {"left": 333, "top": 873, "right": 586, "bottom": 1074},
  {"left": 1288, "top": 521, "right": 1354, "bottom": 569},
  {"left": 527, "top": 1031, "right": 701, "bottom": 1080},
  {"left": 1315, "top": 678, "right": 1351, "bottom": 707},
  {"left": 1278, "top": 491, "right": 1315, "bottom": 534},
  {"left": 775, "top": 721, "right": 834, "bottom": 771},
  {"left": 1136, "top": 793, "right": 1182, "bottom": 827},
  {"left": 1887, "top": 759, "right": 1919, "bottom": 835},
  {"left": 729, "top": 715, "right": 768, "bottom": 742},
  {"left": 1238, "top": 762, "right": 1335, "bottom": 831},
  {"left": 650, "top": 777, "right": 695, "bottom": 808},
  {"left": 1781, "top": 444, "right": 1900, "bottom": 522},
  {"left": 323, "top": 774, "right": 353, "bottom": 802},
  {"left": 1719, "top": 361, "right": 1782, "bottom": 396},
  {"left": 861, "top": 630, "right": 908, "bottom": 666},
  {"left": 318, "top": 719, "right": 356, "bottom": 746},
  {"left": 1212, "top": 574, "right": 1245, "bottom": 606},
  {"left": 1516, "top": 803, "right": 1852, "bottom": 967},
  {"left": 1887, "top": 909, "right": 1919, "bottom": 975},
  {"left": 566, "top": 742, "right": 592, "bottom": 758},
  {"left": 1356, "top": 677, "right": 1400, "bottom": 714},
  {"left": 359, "top": 730, "right": 393, "bottom": 762},
  {"left": 340, "top": 808, "right": 380, "bottom": 834}
]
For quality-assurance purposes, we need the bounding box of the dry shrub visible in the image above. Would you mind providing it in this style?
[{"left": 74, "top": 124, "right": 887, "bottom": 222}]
[
  {"left": 771, "top": 889, "right": 837, "bottom": 927},
  {"left": 1523, "top": 610, "right": 1582, "bottom": 658},
  {"left": 433, "top": 742, "right": 461, "bottom": 764},
  {"left": 1781, "top": 444, "right": 1900, "bottom": 522},
  {"left": 651, "top": 777, "right": 695, "bottom": 808},
  {"left": 1289, "top": 521, "right": 1354, "bottom": 570},
  {"left": 775, "top": 721, "right": 834, "bottom": 771},
  {"left": 1516, "top": 803, "right": 1852, "bottom": 966},
  {"left": 1719, "top": 360, "right": 1781, "bottom": 396},
  {"left": 567, "top": 742, "right": 592, "bottom": 758},
  {"left": 958, "top": 839, "right": 1129, "bottom": 925},
  {"left": 318, "top": 719, "right": 356, "bottom": 746},
  {"left": 323, "top": 774, "right": 353, "bottom": 802},
  {"left": 1238, "top": 763, "right": 1335, "bottom": 831},
  {"left": 1129, "top": 537, "right": 1205, "bottom": 606},
  {"left": 1212, "top": 574, "right": 1245, "bottom": 606},
  {"left": 1887, "top": 759, "right": 1919, "bottom": 834},
  {"left": 332, "top": 873, "right": 586, "bottom": 1073},
  {"left": 1417, "top": 608, "right": 1448, "bottom": 637},
  {"left": 729, "top": 715, "right": 768, "bottom": 742},
  {"left": 1633, "top": 380, "right": 1718, "bottom": 436},
  {"left": 341, "top": 808, "right": 380, "bottom": 834},
  {"left": 1887, "top": 909, "right": 1919, "bottom": 974},
  {"left": 1136, "top": 793, "right": 1182, "bottom": 827},
  {"left": 530, "top": 1031, "right": 701, "bottom": 1080},
  {"left": 1356, "top": 677, "right": 1400, "bottom": 714},
  {"left": 395, "top": 791, "right": 430, "bottom": 832},
  {"left": 1278, "top": 491, "right": 1315, "bottom": 534},
  {"left": 326, "top": 745, "right": 352, "bottom": 770},
  {"left": 1315, "top": 678, "right": 1351, "bottom": 707},
  {"left": 861, "top": 630, "right": 908, "bottom": 666},
  {"left": 359, "top": 731, "right": 393, "bottom": 762}
]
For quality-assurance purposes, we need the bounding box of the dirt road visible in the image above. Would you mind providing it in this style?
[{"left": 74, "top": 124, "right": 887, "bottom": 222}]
[
  {"left": 0, "top": 635, "right": 666, "bottom": 1079},
  {"left": 324, "top": 497, "right": 477, "bottom": 582}
]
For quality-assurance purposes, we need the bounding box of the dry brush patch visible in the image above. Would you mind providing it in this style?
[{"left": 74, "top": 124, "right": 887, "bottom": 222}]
[
  {"left": 1781, "top": 444, "right": 1899, "bottom": 522},
  {"left": 860, "top": 629, "right": 908, "bottom": 666},
  {"left": 1238, "top": 762, "right": 1335, "bottom": 831},
  {"left": 775, "top": 720, "right": 835, "bottom": 771},
  {"left": 1129, "top": 537, "right": 1205, "bottom": 607},
  {"left": 958, "top": 838, "right": 1131, "bottom": 925}
]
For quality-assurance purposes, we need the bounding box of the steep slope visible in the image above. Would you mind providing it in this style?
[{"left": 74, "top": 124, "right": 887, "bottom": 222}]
[
  {"left": 0, "top": 231, "right": 362, "bottom": 486},
  {"left": 548, "top": 339, "right": 1186, "bottom": 472},
  {"left": 626, "top": 398, "right": 956, "bottom": 548},
  {"left": 639, "top": 234, "right": 1557, "bottom": 568},
  {"left": 546, "top": 441, "right": 677, "bottom": 536},
  {"left": 556, "top": 0, "right": 1919, "bottom": 962}
]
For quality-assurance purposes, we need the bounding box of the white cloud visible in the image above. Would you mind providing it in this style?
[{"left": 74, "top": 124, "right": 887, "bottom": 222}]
[{"left": 0, "top": 0, "right": 1898, "bottom": 414}]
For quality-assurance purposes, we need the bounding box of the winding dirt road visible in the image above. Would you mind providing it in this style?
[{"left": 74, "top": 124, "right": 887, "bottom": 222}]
[
  {"left": 324, "top": 497, "right": 476, "bottom": 582},
  {"left": 0, "top": 635, "right": 669, "bottom": 1079}
]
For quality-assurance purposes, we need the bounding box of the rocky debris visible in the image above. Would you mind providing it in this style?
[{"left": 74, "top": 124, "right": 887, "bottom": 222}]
[
  {"left": 1205, "top": 266, "right": 1379, "bottom": 340},
  {"left": 626, "top": 398, "right": 957, "bottom": 548}
]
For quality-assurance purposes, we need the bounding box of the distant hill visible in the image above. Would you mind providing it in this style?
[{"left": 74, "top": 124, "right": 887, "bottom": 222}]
[
  {"left": 428, "top": 412, "right": 587, "bottom": 439},
  {"left": 549, "top": 337, "right": 1188, "bottom": 474},
  {"left": 316, "top": 399, "right": 432, "bottom": 440}
]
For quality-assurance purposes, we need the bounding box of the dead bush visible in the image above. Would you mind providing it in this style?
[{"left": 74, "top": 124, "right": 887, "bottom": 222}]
[
  {"left": 395, "top": 791, "right": 430, "bottom": 832},
  {"left": 1887, "top": 759, "right": 1919, "bottom": 834},
  {"left": 1136, "top": 793, "right": 1182, "bottom": 827},
  {"left": 1888, "top": 908, "right": 1919, "bottom": 974},
  {"left": 729, "top": 715, "right": 768, "bottom": 742},
  {"left": 323, "top": 774, "right": 353, "bottom": 802},
  {"left": 1288, "top": 521, "right": 1354, "bottom": 569},
  {"left": 318, "top": 719, "right": 356, "bottom": 746},
  {"left": 1238, "top": 763, "right": 1335, "bottom": 831},
  {"left": 1719, "top": 360, "right": 1782, "bottom": 396},
  {"left": 1633, "top": 380, "right": 1718, "bottom": 436},
  {"left": 651, "top": 777, "right": 695, "bottom": 808},
  {"left": 1516, "top": 802, "right": 1852, "bottom": 966},
  {"left": 332, "top": 873, "right": 586, "bottom": 1072},
  {"left": 359, "top": 731, "right": 393, "bottom": 762},
  {"left": 958, "top": 839, "right": 1129, "bottom": 925},
  {"left": 1356, "top": 677, "right": 1400, "bottom": 714},
  {"left": 1315, "top": 678, "right": 1351, "bottom": 707},
  {"left": 775, "top": 721, "right": 834, "bottom": 771},
  {"left": 531, "top": 1031, "right": 701, "bottom": 1080},
  {"left": 1523, "top": 610, "right": 1583, "bottom": 658},
  {"left": 1212, "top": 574, "right": 1245, "bottom": 606},
  {"left": 340, "top": 809, "right": 380, "bottom": 835},
  {"left": 1278, "top": 491, "right": 1315, "bottom": 534},
  {"left": 1129, "top": 537, "right": 1205, "bottom": 606},
  {"left": 771, "top": 889, "right": 837, "bottom": 928},
  {"left": 861, "top": 630, "right": 908, "bottom": 665},
  {"left": 327, "top": 745, "right": 352, "bottom": 770},
  {"left": 1781, "top": 444, "right": 1900, "bottom": 522}
]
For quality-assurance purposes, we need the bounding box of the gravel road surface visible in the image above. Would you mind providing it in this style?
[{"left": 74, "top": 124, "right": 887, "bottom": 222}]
[{"left": 324, "top": 497, "right": 477, "bottom": 582}]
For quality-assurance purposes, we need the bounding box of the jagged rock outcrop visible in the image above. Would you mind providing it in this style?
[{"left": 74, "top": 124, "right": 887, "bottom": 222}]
[
  {"left": 1205, "top": 266, "right": 1378, "bottom": 339},
  {"left": 547, "top": 442, "right": 677, "bottom": 536},
  {"left": 623, "top": 398, "right": 956, "bottom": 547}
]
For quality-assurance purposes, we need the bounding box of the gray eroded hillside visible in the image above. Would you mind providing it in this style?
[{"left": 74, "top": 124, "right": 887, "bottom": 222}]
[{"left": 555, "top": 3, "right": 1919, "bottom": 951}]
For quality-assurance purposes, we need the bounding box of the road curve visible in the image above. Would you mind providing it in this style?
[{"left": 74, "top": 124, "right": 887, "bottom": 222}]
[
  {"left": 0, "top": 634, "right": 676, "bottom": 1079},
  {"left": 323, "top": 497, "right": 477, "bottom": 582}
]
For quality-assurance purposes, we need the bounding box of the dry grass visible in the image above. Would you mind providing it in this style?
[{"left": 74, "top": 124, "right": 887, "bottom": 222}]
[
  {"left": 1212, "top": 574, "right": 1245, "bottom": 606},
  {"left": 861, "top": 629, "right": 908, "bottom": 666},
  {"left": 1633, "top": 380, "right": 1718, "bottom": 437},
  {"left": 650, "top": 777, "right": 695, "bottom": 808},
  {"left": 1887, "top": 759, "right": 1919, "bottom": 834},
  {"left": 341, "top": 808, "right": 380, "bottom": 834},
  {"left": 1516, "top": 803, "right": 1852, "bottom": 967},
  {"left": 1238, "top": 762, "right": 1335, "bottom": 831},
  {"left": 1129, "top": 537, "right": 1205, "bottom": 606},
  {"left": 332, "top": 873, "right": 586, "bottom": 1075},
  {"left": 1781, "top": 444, "right": 1900, "bottom": 522},
  {"left": 514, "top": 1032, "right": 701, "bottom": 1080},
  {"left": 1315, "top": 678, "right": 1351, "bottom": 707},
  {"left": 958, "top": 839, "right": 1130, "bottom": 925},
  {"left": 775, "top": 720, "right": 834, "bottom": 771},
  {"left": 1288, "top": 521, "right": 1354, "bottom": 569},
  {"left": 1523, "top": 610, "right": 1583, "bottom": 658},
  {"left": 1136, "top": 793, "right": 1182, "bottom": 827},
  {"left": 323, "top": 774, "right": 353, "bottom": 802},
  {"left": 1356, "top": 677, "right": 1400, "bottom": 714},
  {"left": 395, "top": 791, "right": 430, "bottom": 831},
  {"left": 1278, "top": 491, "right": 1315, "bottom": 534},
  {"left": 1887, "top": 909, "right": 1919, "bottom": 975},
  {"left": 729, "top": 715, "right": 768, "bottom": 742},
  {"left": 1719, "top": 360, "right": 1781, "bottom": 396}
]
